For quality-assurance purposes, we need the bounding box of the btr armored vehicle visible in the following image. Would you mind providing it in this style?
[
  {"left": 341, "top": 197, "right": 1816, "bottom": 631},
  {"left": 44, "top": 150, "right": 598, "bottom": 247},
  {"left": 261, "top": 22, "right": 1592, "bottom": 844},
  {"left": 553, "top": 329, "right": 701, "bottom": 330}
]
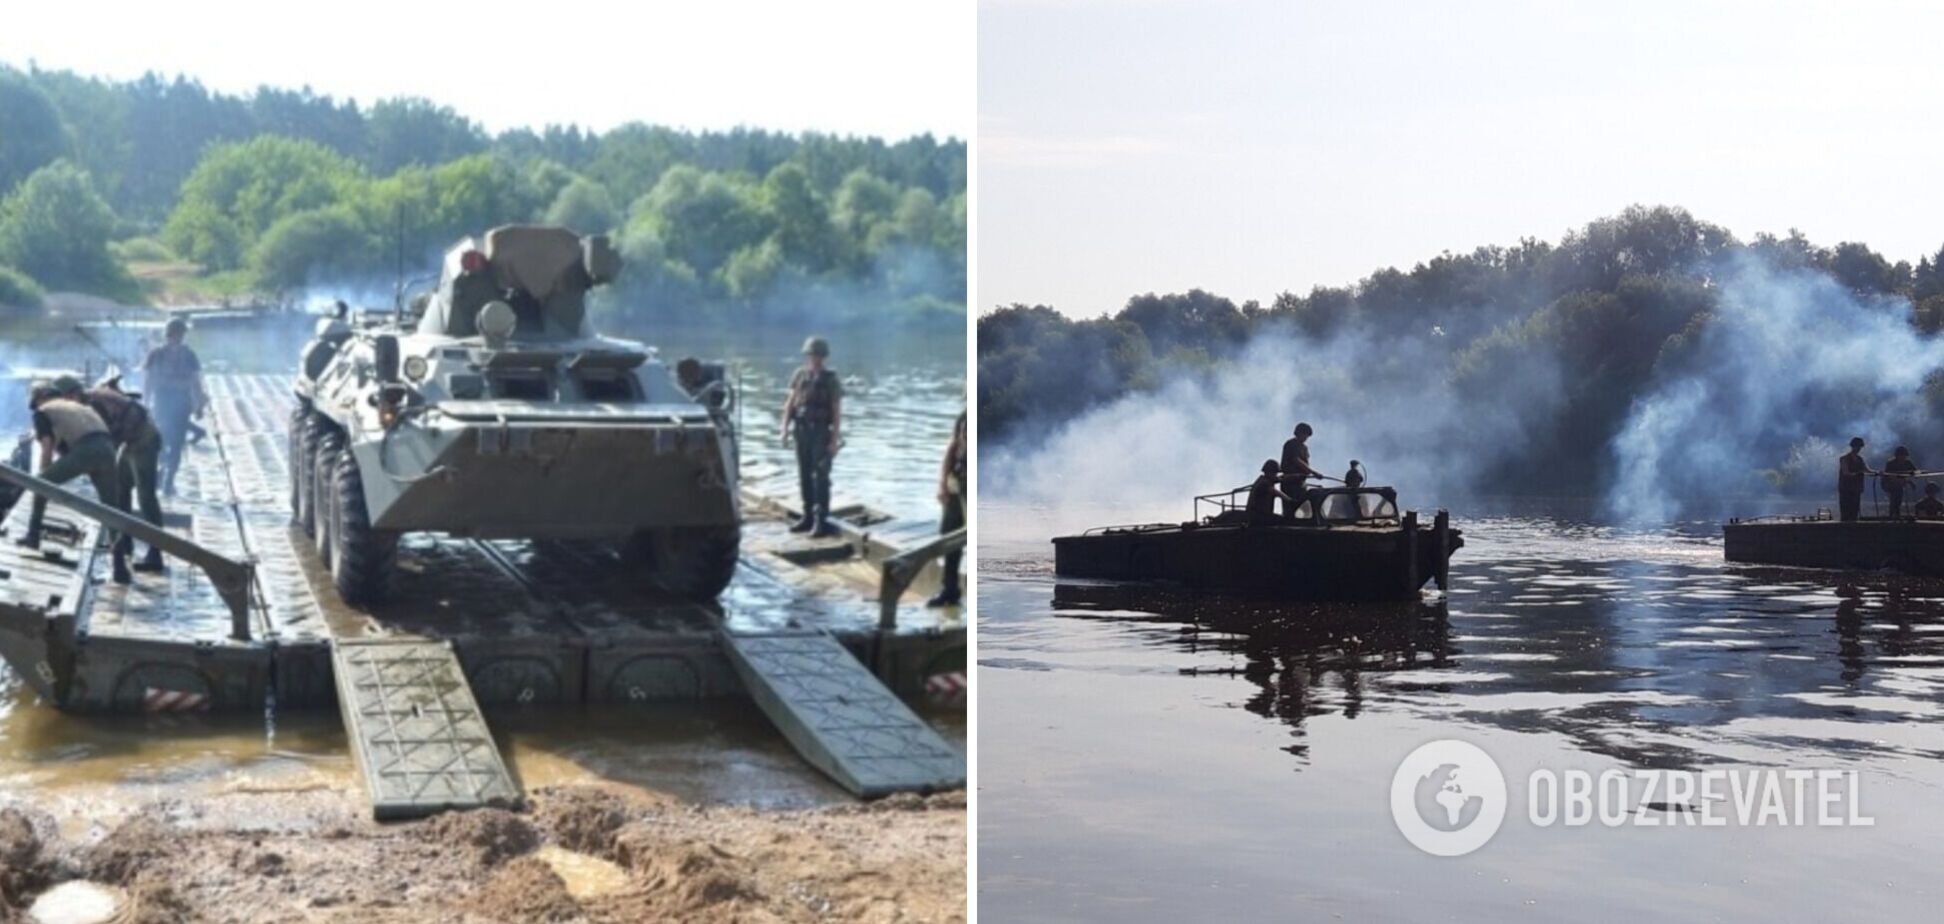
[{"left": 292, "top": 225, "right": 740, "bottom": 605}]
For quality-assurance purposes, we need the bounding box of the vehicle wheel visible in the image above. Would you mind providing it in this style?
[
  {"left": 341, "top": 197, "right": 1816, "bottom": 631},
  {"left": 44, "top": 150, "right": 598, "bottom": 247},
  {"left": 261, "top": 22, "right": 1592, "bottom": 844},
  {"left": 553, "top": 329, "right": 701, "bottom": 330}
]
[
  {"left": 290, "top": 406, "right": 314, "bottom": 531},
  {"left": 297, "top": 410, "right": 330, "bottom": 537},
  {"left": 313, "top": 429, "right": 343, "bottom": 570},
  {"left": 629, "top": 525, "right": 741, "bottom": 600},
  {"left": 331, "top": 449, "right": 396, "bottom": 606}
]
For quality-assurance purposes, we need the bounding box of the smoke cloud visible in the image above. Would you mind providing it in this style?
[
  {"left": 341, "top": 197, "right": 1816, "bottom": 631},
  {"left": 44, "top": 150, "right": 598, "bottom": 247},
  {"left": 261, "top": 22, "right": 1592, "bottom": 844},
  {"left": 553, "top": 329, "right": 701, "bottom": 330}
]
[
  {"left": 1607, "top": 255, "right": 1944, "bottom": 523},
  {"left": 983, "top": 318, "right": 1564, "bottom": 532},
  {"left": 985, "top": 252, "right": 1944, "bottom": 533}
]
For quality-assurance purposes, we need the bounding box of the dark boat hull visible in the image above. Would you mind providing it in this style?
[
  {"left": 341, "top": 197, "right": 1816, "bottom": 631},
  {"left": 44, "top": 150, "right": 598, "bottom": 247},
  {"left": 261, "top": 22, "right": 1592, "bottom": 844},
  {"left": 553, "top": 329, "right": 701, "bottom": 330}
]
[
  {"left": 1052, "top": 521, "right": 1460, "bottom": 601},
  {"left": 1723, "top": 518, "right": 1944, "bottom": 575}
]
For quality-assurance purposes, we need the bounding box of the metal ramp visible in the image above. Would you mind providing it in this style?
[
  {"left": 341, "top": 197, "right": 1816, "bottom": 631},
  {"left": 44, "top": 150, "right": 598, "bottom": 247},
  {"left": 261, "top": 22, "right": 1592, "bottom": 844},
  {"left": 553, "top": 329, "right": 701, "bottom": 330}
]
[
  {"left": 723, "top": 630, "right": 964, "bottom": 797},
  {"left": 331, "top": 638, "right": 522, "bottom": 819}
]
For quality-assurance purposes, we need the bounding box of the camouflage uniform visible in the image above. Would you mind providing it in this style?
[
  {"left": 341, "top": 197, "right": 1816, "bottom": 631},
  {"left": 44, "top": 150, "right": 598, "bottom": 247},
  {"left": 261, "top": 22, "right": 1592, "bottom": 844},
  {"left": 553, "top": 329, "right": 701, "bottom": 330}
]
[{"left": 788, "top": 362, "right": 843, "bottom": 531}]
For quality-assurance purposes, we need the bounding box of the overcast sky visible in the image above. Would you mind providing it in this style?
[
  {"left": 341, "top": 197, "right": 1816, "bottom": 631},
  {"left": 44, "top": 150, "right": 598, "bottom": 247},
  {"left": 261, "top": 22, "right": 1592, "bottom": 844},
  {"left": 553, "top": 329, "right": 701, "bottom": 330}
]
[
  {"left": 981, "top": 0, "right": 1944, "bottom": 316},
  {"left": 0, "top": 1, "right": 971, "bottom": 138}
]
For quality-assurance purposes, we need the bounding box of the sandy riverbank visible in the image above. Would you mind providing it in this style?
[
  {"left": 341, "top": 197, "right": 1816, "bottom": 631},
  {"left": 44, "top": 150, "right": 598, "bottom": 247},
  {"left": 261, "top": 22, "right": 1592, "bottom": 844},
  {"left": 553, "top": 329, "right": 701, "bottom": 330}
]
[{"left": 0, "top": 783, "right": 964, "bottom": 923}]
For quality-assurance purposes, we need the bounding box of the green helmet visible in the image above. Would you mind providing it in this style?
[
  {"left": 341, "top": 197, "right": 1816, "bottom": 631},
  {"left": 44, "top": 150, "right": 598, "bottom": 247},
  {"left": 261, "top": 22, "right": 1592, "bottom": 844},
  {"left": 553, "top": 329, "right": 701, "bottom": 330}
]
[
  {"left": 50, "top": 375, "right": 85, "bottom": 397},
  {"left": 801, "top": 336, "right": 830, "bottom": 358}
]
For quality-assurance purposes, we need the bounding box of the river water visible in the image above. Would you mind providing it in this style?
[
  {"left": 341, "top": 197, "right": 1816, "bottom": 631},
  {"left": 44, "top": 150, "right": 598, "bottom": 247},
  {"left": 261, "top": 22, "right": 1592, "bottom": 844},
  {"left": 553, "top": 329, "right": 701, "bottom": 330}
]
[
  {"left": 0, "top": 316, "right": 964, "bottom": 822},
  {"left": 979, "top": 499, "right": 1944, "bottom": 921}
]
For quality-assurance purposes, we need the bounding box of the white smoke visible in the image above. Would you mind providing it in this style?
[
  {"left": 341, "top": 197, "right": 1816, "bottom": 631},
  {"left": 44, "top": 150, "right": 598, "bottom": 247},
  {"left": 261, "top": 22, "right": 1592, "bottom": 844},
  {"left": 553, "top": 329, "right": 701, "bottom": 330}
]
[
  {"left": 987, "top": 250, "right": 1944, "bottom": 536},
  {"left": 983, "top": 319, "right": 1564, "bottom": 535},
  {"left": 1607, "top": 254, "right": 1944, "bottom": 523}
]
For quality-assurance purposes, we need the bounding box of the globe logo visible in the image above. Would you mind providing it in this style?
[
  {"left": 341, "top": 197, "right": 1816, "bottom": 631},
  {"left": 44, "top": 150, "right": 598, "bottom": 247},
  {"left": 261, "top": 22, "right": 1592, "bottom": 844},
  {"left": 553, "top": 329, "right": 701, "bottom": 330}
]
[
  {"left": 1414, "top": 762, "right": 1485, "bottom": 831},
  {"left": 1390, "top": 740, "right": 1507, "bottom": 856}
]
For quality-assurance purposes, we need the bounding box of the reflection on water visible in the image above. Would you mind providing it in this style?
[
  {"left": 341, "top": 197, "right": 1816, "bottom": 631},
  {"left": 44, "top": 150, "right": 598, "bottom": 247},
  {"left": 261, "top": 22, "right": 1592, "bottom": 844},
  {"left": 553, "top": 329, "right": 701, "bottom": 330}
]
[
  {"left": 675, "top": 327, "right": 964, "bottom": 523},
  {"left": 980, "top": 506, "right": 1944, "bottom": 921}
]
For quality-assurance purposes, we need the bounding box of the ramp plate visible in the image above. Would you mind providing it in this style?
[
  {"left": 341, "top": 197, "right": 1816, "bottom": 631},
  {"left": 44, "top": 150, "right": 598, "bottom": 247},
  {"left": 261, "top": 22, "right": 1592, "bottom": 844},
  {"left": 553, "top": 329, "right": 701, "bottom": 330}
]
[
  {"left": 332, "top": 638, "right": 521, "bottom": 819},
  {"left": 723, "top": 630, "right": 964, "bottom": 797}
]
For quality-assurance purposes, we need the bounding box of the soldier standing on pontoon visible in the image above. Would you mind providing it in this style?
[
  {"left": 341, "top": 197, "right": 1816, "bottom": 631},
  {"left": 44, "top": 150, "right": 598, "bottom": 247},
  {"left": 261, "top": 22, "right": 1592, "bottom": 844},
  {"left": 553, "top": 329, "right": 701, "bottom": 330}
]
[
  {"left": 144, "top": 317, "right": 205, "bottom": 496},
  {"left": 781, "top": 336, "right": 843, "bottom": 537},
  {"left": 1280, "top": 422, "right": 1324, "bottom": 519},
  {"left": 927, "top": 410, "right": 967, "bottom": 607},
  {"left": 1838, "top": 437, "right": 1874, "bottom": 522}
]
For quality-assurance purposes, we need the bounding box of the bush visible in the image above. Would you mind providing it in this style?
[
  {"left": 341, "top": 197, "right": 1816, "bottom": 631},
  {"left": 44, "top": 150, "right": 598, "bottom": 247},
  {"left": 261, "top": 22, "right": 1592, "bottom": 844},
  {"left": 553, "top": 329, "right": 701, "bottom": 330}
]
[
  {"left": 0, "top": 160, "right": 135, "bottom": 298},
  {"left": 0, "top": 264, "right": 45, "bottom": 311},
  {"left": 250, "top": 206, "right": 376, "bottom": 288}
]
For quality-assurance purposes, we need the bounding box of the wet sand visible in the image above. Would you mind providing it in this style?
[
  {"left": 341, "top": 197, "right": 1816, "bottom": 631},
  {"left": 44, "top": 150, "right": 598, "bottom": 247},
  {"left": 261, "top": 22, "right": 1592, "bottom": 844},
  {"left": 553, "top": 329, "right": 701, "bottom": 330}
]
[
  {"left": 0, "top": 677, "right": 964, "bottom": 923},
  {"left": 0, "top": 783, "right": 965, "bottom": 923}
]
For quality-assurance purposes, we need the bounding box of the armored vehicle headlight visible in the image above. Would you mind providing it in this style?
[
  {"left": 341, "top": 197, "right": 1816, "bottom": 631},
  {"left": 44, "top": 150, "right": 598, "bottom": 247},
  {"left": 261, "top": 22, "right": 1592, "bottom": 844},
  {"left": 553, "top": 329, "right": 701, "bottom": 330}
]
[
  {"left": 403, "top": 355, "right": 429, "bottom": 381},
  {"left": 477, "top": 300, "right": 517, "bottom": 340}
]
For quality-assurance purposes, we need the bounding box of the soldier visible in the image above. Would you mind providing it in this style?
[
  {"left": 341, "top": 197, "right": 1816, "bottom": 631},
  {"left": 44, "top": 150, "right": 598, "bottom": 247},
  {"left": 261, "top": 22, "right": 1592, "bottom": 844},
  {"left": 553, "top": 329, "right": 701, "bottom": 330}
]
[
  {"left": 1279, "top": 422, "right": 1323, "bottom": 518},
  {"left": 780, "top": 336, "right": 842, "bottom": 537},
  {"left": 20, "top": 386, "right": 132, "bottom": 584},
  {"left": 1917, "top": 483, "right": 1944, "bottom": 519},
  {"left": 1884, "top": 446, "right": 1919, "bottom": 518},
  {"left": 927, "top": 410, "right": 968, "bottom": 608},
  {"left": 1837, "top": 437, "right": 1873, "bottom": 522},
  {"left": 1247, "top": 459, "right": 1294, "bottom": 526},
  {"left": 54, "top": 376, "right": 166, "bottom": 572},
  {"left": 143, "top": 317, "right": 205, "bottom": 496}
]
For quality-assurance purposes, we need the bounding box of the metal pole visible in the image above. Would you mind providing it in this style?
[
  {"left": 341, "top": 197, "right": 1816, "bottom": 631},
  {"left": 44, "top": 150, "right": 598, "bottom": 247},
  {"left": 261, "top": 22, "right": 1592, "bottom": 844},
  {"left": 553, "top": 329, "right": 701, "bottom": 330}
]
[
  {"left": 1433, "top": 509, "right": 1450, "bottom": 591},
  {"left": 0, "top": 464, "right": 257, "bottom": 640},
  {"left": 1402, "top": 509, "right": 1419, "bottom": 598}
]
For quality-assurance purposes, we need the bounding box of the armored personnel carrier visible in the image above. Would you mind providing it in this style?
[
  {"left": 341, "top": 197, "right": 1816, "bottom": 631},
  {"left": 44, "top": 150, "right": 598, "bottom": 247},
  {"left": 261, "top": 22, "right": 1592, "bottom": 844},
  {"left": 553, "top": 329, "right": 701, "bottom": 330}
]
[{"left": 291, "top": 225, "right": 740, "bottom": 605}]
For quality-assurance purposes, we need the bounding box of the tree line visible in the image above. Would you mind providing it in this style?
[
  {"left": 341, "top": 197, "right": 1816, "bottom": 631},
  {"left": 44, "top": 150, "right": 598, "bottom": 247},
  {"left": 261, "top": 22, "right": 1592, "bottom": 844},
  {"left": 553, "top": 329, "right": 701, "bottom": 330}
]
[
  {"left": 979, "top": 206, "right": 1944, "bottom": 494},
  {"left": 0, "top": 64, "right": 964, "bottom": 324}
]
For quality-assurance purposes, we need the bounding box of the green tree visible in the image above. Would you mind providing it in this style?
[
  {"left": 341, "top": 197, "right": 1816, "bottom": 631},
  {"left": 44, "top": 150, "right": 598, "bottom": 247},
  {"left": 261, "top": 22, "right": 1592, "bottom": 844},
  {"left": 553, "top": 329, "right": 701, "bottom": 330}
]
[
  {"left": 0, "top": 70, "right": 73, "bottom": 194},
  {"left": 832, "top": 168, "right": 898, "bottom": 257},
  {"left": 365, "top": 98, "right": 485, "bottom": 173},
  {"left": 0, "top": 264, "right": 45, "bottom": 313},
  {"left": 0, "top": 160, "right": 131, "bottom": 297},
  {"left": 721, "top": 239, "right": 785, "bottom": 299},
  {"left": 761, "top": 162, "right": 835, "bottom": 271},
  {"left": 163, "top": 136, "right": 364, "bottom": 269},
  {"left": 543, "top": 177, "right": 619, "bottom": 234},
  {"left": 250, "top": 206, "right": 377, "bottom": 288},
  {"left": 631, "top": 165, "right": 767, "bottom": 282}
]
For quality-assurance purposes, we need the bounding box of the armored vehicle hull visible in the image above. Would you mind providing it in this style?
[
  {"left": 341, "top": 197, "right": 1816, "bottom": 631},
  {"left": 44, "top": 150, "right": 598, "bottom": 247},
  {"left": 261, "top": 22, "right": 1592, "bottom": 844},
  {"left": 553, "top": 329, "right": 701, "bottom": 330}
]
[
  {"left": 337, "top": 401, "right": 732, "bottom": 537},
  {"left": 294, "top": 225, "right": 741, "bottom": 606}
]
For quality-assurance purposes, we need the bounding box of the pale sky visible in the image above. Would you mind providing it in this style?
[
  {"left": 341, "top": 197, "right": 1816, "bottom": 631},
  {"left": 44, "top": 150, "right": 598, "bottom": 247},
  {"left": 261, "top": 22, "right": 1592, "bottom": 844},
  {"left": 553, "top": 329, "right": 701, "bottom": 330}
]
[
  {"left": 0, "top": 0, "right": 972, "bottom": 139},
  {"left": 981, "top": 0, "right": 1944, "bottom": 316}
]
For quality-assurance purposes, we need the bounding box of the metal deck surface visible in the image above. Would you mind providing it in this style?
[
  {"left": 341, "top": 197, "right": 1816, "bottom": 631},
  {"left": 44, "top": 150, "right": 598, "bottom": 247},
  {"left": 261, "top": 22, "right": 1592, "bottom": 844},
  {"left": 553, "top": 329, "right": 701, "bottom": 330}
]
[
  {"left": 332, "top": 637, "right": 521, "bottom": 819},
  {"left": 723, "top": 630, "right": 964, "bottom": 797},
  {"left": 0, "top": 373, "right": 965, "bottom": 807}
]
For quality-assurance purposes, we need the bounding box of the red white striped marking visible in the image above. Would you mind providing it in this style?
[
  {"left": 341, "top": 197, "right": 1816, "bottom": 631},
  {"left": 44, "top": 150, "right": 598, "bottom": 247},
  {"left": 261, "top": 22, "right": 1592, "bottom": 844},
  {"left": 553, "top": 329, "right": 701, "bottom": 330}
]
[
  {"left": 925, "top": 671, "right": 966, "bottom": 707},
  {"left": 143, "top": 687, "right": 210, "bottom": 713}
]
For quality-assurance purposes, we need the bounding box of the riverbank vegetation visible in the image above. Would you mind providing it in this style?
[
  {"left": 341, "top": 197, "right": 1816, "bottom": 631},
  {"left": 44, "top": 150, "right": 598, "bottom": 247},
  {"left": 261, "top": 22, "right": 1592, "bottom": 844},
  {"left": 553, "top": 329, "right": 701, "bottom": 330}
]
[
  {"left": 980, "top": 206, "right": 1944, "bottom": 494},
  {"left": 0, "top": 65, "right": 965, "bottom": 326}
]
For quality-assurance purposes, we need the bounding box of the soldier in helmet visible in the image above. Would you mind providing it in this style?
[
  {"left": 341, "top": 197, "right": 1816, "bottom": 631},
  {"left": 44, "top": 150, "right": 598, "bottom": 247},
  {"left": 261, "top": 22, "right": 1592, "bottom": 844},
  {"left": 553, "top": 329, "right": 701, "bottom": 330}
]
[
  {"left": 1247, "top": 459, "right": 1295, "bottom": 526},
  {"left": 927, "top": 409, "right": 968, "bottom": 607},
  {"left": 53, "top": 375, "right": 167, "bottom": 572},
  {"left": 1838, "top": 437, "right": 1874, "bottom": 522},
  {"left": 1280, "top": 422, "right": 1323, "bottom": 518},
  {"left": 144, "top": 317, "right": 205, "bottom": 495},
  {"left": 780, "top": 336, "right": 843, "bottom": 537},
  {"left": 21, "top": 385, "right": 132, "bottom": 584}
]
